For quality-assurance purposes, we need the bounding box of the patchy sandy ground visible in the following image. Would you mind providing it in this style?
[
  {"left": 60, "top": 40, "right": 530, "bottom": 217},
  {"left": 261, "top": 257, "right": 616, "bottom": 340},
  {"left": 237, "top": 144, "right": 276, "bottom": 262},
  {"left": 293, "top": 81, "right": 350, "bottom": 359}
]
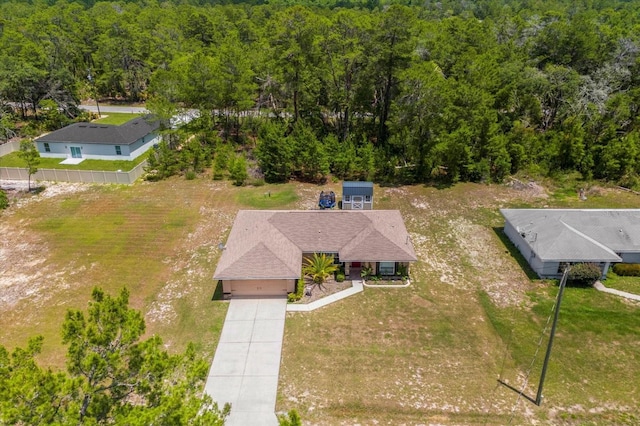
[
  {"left": 0, "top": 181, "right": 91, "bottom": 310},
  {"left": 146, "top": 202, "right": 236, "bottom": 326}
]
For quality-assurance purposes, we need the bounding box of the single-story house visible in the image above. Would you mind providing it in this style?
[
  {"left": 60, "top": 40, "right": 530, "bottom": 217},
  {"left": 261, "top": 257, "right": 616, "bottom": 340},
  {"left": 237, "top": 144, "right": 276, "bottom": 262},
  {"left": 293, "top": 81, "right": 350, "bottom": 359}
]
[
  {"left": 342, "top": 181, "right": 373, "bottom": 210},
  {"left": 501, "top": 209, "right": 640, "bottom": 279},
  {"left": 213, "top": 210, "right": 417, "bottom": 297},
  {"left": 35, "top": 116, "right": 160, "bottom": 161}
]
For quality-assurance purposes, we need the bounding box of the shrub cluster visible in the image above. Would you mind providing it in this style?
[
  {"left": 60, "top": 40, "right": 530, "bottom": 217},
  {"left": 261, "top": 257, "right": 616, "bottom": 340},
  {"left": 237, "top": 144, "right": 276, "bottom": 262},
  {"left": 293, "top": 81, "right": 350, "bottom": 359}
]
[
  {"left": 612, "top": 263, "right": 640, "bottom": 277},
  {"left": 0, "top": 190, "right": 8, "bottom": 210},
  {"left": 288, "top": 278, "right": 305, "bottom": 303},
  {"left": 567, "top": 263, "right": 601, "bottom": 287}
]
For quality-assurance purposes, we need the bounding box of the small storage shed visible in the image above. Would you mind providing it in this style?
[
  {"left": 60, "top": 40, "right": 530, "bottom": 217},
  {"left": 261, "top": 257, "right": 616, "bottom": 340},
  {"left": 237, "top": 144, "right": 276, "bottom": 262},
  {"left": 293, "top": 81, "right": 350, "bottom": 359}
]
[{"left": 342, "top": 181, "right": 373, "bottom": 210}]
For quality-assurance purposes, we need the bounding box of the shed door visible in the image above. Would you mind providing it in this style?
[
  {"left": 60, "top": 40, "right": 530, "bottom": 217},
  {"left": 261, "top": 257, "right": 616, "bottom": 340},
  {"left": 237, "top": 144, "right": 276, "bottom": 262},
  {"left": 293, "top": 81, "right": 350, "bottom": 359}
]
[
  {"left": 352, "top": 196, "right": 364, "bottom": 210},
  {"left": 230, "top": 279, "right": 289, "bottom": 297}
]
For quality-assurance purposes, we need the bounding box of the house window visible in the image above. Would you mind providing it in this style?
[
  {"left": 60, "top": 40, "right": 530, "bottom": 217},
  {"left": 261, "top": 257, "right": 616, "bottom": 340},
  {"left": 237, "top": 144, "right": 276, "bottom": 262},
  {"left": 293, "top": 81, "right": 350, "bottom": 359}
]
[
  {"left": 379, "top": 262, "right": 395, "bottom": 275},
  {"left": 365, "top": 195, "right": 371, "bottom": 202},
  {"left": 44, "top": 143, "right": 50, "bottom": 152},
  {"left": 344, "top": 195, "right": 351, "bottom": 202},
  {"left": 115, "top": 145, "right": 122, "bottom": 155}
]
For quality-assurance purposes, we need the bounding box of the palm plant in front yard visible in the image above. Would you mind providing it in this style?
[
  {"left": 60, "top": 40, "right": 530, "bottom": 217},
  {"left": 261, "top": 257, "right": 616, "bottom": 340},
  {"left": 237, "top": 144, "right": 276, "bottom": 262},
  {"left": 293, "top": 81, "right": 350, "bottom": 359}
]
[{"left": 302, "top": 253, "right": 338, "bottom": 291}]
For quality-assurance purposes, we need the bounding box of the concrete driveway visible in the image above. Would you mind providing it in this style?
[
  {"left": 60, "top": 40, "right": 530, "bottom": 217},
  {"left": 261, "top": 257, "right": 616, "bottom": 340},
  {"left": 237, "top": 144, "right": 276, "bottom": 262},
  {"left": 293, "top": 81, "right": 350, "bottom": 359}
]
[{"left": 205, "top": 298, "right": 287, "bottom": 426}]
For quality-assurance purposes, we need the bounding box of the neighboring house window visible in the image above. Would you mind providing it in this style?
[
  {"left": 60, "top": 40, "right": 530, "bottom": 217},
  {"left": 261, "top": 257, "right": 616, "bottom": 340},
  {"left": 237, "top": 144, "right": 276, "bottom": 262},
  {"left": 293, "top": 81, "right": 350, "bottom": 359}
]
[
  {"left": 365, "top": 195, "right": 371, "bottom": 202},
  {"left": 115, "top": 146, "right": 122, "bottom": 155},
  {"left": 344, "top": 195, "right": 351, "bottom": 202},
  {"left": 44, "top": 143, "right": 50, "bottom": 152},
  {"left": 379, "top": 262, "right": 395, "bottom": 275}
]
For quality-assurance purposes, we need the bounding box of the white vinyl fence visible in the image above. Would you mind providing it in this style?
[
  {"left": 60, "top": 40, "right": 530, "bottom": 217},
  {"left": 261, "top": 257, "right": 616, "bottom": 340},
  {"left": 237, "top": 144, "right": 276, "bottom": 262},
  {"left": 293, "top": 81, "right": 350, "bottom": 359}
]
[
  {"left": 0, "top": 140, "right": 20, "bottom": 157},
  {"left": 0, "top": 161, "right": 148, "bottom": 184},
  {"left": 0, "top": 141, "right": 148, "bottom": 184}
]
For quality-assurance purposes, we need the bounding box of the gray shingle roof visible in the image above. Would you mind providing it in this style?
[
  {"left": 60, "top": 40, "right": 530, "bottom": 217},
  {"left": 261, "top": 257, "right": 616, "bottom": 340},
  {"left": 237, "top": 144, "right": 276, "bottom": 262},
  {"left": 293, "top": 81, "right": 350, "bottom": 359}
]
[
  {"left": 214, "top": 210, "right": 417, "bottom": 280},
  {"left": 35, "top": 116, "right": 159, "bottom": 146},
  {"left": 501, "top": 209, "right": 640, "bottom": 262},
  {"left": 342, "top": 181, "right": 374, "bottom": 196}
]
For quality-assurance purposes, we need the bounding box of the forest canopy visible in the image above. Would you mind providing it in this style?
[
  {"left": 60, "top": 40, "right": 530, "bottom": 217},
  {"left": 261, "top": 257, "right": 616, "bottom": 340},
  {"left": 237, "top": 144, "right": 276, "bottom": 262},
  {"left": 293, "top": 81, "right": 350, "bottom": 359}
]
[{"left": 2, "top": 0, "right": 640, "bottom": 185}]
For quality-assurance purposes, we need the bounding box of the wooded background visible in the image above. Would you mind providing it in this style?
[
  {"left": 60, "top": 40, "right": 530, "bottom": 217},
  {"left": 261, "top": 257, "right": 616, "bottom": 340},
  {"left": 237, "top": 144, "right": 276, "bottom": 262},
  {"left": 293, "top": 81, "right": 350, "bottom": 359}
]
[{"left": 2, "top": 0, "right": 640, "bottom": 185}]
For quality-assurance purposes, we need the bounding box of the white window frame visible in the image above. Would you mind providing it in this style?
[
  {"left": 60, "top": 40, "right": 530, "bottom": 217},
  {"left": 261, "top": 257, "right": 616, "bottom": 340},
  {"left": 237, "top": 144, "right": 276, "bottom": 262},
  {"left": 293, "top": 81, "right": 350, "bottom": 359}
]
[
  {"left": 344, "top": 195, "right": 351, "bottom": 202},
  {"left": 365, "top": 195, "right": 371, "bottom": 202}
]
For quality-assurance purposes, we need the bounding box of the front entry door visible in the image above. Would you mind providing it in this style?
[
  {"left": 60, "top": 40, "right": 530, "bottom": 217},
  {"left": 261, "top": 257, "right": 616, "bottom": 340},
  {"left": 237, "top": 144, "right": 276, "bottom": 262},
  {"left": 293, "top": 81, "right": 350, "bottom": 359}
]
[
  {"left": 352, "top": 195, "right": 363, "bottom": 210},
  {"left": 70, "top": 147, "right": 82, "bottom": 158}
]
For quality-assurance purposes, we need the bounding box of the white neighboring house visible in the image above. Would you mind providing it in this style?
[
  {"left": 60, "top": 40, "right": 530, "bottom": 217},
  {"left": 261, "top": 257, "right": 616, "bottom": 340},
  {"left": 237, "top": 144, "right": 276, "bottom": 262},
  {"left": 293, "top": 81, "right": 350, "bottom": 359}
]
[
  {"left": 34, "top": 116, "right": 160, "bottom": 161},
  {"left": 501, "top": 209, "right": 640, "bottom": 279}
]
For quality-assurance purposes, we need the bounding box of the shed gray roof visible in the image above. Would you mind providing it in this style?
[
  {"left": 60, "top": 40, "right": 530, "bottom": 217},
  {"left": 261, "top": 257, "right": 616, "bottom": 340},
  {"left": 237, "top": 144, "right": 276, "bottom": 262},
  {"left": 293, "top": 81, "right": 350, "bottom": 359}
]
[
  {"left": 501, "top": 209, "right": 640, "bottom": 262},
  {"left": 342, "top": 181, "right": 374, "bottom": 196},
  {"left": 35, "top": 116, "right": 159, "bottom": 146},
  {"left": 214, "top": 210, "right": 417, "bottom": 280}
]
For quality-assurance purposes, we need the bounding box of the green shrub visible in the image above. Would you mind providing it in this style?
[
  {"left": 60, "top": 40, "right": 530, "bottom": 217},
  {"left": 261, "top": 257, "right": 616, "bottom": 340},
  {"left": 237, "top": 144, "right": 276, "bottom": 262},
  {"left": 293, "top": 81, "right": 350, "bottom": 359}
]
[
  {"left": 612, "top": 263, "right": 640, "bottom": 277},
  {"left": 248, "top": 178, "right": 265, "bottom": 187},
  {"left": 336, "top": 272, "right": 345, "bottom": 282},
  {"left": 567, "top": 263, "right": 601, "bottom": 287},
  {"left": 360, "top": 266, "right": 372, "bottom": 279},
  {"left": 0, "top": 189, "right": 8, "bottom": 209},
  {"left": 288, "top": 278, "right": 305, "bottom": 303},
  {"left": 185, "top": 170, "right": 196, "bottom": 180}
]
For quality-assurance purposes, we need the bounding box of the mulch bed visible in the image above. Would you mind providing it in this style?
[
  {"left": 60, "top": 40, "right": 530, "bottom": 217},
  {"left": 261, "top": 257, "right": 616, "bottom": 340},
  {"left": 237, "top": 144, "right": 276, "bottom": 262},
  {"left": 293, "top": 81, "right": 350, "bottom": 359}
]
[{"left": 294, "top": 277, "right": 353, "bottom": 304}]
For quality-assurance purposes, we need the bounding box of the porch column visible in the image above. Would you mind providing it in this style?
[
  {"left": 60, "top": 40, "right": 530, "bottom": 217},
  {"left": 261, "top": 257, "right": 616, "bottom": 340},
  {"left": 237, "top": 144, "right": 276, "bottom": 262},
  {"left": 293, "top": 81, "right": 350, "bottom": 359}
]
[{"left": 602, "top": 262, "right": 611, "bottom": 279}]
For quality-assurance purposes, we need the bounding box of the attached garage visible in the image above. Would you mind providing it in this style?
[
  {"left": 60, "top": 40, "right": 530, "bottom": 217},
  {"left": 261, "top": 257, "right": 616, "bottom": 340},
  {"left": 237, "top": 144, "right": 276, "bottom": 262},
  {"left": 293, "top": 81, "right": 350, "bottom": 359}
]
[
  {"left": 213, "top": 210, "right": 417, "bottom": 298},
  {"left": 222, "top": 279, "right": 294, "bottom": 297}
]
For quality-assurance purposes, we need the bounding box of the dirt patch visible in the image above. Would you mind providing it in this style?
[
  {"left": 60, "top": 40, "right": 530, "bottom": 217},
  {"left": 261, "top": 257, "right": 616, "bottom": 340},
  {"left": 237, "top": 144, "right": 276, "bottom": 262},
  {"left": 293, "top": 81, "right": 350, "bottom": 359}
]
[
  {"left": 506, "top": 178, "right": 548, "bottom": 199},
  {"left": 0, "top": 182, "right": 91, "bottom": 311}
]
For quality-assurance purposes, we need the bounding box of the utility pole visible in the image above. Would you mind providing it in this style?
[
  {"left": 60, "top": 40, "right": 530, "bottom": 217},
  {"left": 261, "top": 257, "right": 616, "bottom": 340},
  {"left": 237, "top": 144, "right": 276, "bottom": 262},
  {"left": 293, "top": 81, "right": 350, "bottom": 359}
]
[{"left": 536, "top": 266, "right": 570, "bottom": 405}]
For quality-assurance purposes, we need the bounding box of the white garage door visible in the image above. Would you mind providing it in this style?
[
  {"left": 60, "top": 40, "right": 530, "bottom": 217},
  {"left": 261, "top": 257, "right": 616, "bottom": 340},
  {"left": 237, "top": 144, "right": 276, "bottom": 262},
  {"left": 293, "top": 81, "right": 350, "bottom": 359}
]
[{"left": 229, "top": 279, "right": 289, "bottom": 297}]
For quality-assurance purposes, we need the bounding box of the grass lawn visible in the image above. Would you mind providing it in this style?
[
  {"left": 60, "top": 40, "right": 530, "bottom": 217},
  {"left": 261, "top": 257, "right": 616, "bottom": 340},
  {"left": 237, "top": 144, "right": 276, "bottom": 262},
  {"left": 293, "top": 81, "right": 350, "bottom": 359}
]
[
  {"left": 93, "top": 112, "right": 144, "bottom": 125},
  {"left": 603, "top": 272, "right": 640, "bottom": 294},
  {"left": 0, "top": 151, "right": 147, "bottom": 171},
  {"left": 1, "top": 177, "right": 639, "bottom": 424},
  {"left": 235, "top": 184, "right": 299, "bottom": 208}
]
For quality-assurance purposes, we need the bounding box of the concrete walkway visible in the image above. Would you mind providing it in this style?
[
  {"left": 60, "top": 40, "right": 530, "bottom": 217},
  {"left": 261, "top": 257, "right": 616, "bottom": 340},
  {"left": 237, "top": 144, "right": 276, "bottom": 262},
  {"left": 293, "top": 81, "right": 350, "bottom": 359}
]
[
  {"left": 205, "top": 298, "right": 287, "bottom": 426},
  {"left": 594, "top": 281, "right": 640, "bottom": 301},
  {"left": 287, "top": 280, "right": 364, "bottom": 312}
]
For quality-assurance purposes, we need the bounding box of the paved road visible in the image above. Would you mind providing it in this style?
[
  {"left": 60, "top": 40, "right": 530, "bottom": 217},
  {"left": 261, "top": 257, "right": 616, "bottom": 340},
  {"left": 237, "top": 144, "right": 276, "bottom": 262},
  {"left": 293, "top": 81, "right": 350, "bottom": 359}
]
[
  {"left": 205, "top": 298, "right": 287, "bottom": 426},
  {"left": 79, "top": 104, "right": 148, "bottom": 114}
]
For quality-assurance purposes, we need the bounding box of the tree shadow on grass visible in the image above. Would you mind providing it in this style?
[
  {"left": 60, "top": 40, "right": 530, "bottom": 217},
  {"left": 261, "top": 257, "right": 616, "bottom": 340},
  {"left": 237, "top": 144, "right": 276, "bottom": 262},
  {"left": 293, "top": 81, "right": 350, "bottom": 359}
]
[
  {"left": 211, "top": 280, "right": 225, "bottom": 301},
  {"left": 492, "top": 226, "right": 539, "bottom": 281}
]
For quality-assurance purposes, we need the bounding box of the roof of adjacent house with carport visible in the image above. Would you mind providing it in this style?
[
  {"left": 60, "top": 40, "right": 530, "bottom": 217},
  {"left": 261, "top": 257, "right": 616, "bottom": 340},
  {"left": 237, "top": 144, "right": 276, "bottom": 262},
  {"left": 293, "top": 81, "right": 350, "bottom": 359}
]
[
  {"left": 35, "top": 116, "right": 159, "bottom": 146},
  {"left": 213, "top": 210, "right": 417, "bottom": 281},
  {"left": 501, "top": 209, "right": 640, "bottom": 262}
]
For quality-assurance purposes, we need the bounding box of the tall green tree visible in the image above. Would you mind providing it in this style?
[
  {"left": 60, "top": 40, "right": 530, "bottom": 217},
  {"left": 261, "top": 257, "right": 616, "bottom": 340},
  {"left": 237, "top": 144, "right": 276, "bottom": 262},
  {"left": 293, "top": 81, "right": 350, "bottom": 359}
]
[
  {"left": 255, "top": 121, "right": 293, "bottom": 183},
  {"left": 62, "top": 287, "right": 228, "bottom": 424},
  {"left": 0, "top": 337, "right": 71, "bottom": 425},
  {"left": 17, "top": 139, "right": 40, "bottom": 191}
]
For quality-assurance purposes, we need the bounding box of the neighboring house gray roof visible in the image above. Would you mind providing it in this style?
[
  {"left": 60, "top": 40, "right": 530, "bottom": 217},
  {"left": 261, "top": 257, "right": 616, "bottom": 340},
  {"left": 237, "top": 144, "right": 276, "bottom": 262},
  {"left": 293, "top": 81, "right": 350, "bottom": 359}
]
[
  {"left": 214, "top": 210, "right": 417, "bottom": 280},
  {"left": 500, "top": 209, "right": 640, "bottom": 262},
  {"left": 342, "top": 181, "right": 374, "bottom": 196},
  {"left": 35, "top": 116, "right": 159, "bottom": 146}
]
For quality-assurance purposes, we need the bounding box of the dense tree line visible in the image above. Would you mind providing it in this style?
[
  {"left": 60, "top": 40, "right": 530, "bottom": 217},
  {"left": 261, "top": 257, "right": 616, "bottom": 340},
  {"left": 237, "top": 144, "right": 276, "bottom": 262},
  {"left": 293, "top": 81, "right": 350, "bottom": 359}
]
[
  {"left": 0, "top": 287, "right": 228, "bottom": 425},
  {"left": 3, "top": 0, "right": 640, "bottom": 186}
]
